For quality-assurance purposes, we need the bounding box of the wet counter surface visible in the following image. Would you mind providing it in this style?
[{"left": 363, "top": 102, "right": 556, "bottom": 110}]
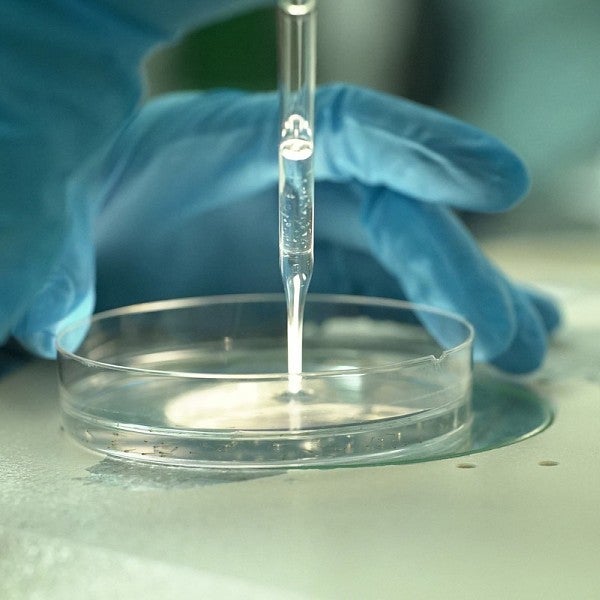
[{"left": 0, "top": 232, "right": 598, "bottom": 599}]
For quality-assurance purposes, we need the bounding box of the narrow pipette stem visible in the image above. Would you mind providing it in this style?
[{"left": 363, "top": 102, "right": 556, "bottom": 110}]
[{"left": 277, "top": 0, "right": 316, "bottom": 395}]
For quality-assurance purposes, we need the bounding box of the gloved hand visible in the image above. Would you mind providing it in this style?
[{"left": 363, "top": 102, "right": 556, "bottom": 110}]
[
  {"left": 0, "top": 0, "right": 270, "bottom": 357},
  {"left": 2, "top": 1, "right": 560, "bottom": 374},
  {"left": 79, "top": 85, "right": 561, "bottom": 374}
]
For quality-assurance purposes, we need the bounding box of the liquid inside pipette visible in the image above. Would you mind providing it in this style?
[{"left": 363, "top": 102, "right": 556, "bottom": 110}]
[{"left": 279, "top": 114, "right": 314, "bottom": 396}]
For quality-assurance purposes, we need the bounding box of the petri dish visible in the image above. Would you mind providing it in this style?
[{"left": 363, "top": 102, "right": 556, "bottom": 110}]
[{"left": 56, "top": 294, "right": 474, "bottom": 469}]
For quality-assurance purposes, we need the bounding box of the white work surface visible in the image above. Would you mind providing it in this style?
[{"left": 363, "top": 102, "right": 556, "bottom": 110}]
[{"left": 1, "top": 232, "right": 599, "bottom": 599}]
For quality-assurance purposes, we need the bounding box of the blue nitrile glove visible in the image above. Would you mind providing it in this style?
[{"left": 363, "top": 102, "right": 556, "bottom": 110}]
[
  {"left": 0, "top": 0, "right": 269, "bottom": 358},
  {"left": 76, "top": 85, "right": 561, "bottom": 374}
]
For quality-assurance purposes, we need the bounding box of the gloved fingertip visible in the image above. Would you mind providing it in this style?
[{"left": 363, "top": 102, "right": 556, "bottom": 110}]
[
  {"left": 489, "top": 293, "right": 549, "bottom": 374},
  {"left": 491, "top": 342, "right": 546, "bottom": 374},
  {"left": 13, "top": 278, "right": 95, "bottom": 359},
  {"left": 18, "top": 330, "right": 59, "bottom": 360},
  {"left": 519, "top": 285, "right": 562, "bottom": 334},
  {"left": 500, "top": 151, "right": 530, "bottom": 209}
]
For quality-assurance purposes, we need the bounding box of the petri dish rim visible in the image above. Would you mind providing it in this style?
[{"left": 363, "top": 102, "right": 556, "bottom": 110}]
[{"left": 56, "top": 293, "right": 474, "bottom": 380}]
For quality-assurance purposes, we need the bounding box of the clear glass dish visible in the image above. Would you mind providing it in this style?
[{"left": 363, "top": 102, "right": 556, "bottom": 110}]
[{"left": 56, "top": 294, "right": 474, "bottom": 469}]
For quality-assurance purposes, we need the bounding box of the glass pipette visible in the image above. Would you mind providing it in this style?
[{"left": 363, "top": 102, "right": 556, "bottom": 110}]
[{"left": 277, "top": 0, "right": 316, "bottom": 396}]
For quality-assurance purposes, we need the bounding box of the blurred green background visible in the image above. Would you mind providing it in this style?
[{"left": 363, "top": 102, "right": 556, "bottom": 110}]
[{"left": 146, "top": 7, "right": 277, "bottom": 94}]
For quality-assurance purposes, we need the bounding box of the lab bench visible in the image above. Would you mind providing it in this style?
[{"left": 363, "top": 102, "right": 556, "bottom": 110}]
[{"left": 1, "top": 231, "right": 598, "bottom": 599}]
